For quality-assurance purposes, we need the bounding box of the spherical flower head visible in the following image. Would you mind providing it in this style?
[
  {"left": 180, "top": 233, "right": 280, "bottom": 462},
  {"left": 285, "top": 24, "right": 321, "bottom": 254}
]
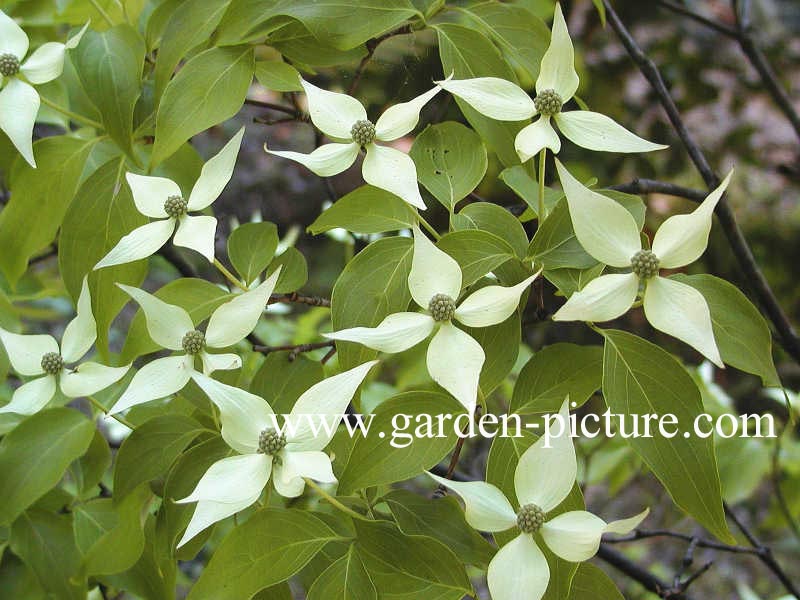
[
  {"left": 257, "top": 428, "right": 287, "bottom": 456},
  {"left": 350, "top": 119, "right": 376, "bottom": 146},
  {"left": 533, "top": 88, "right": 563, "bottom": 117},
  {"left": 428, "top": 293, "right": 457, "bottom": 322},
  {"left": 517, "top": 503, "right": 546, "bottom": 534},
  {"left": 40, "top": 352, "right": 64, "bottom": 375},
  {"left": 164, "top": 195, "right": 188, "bottom": 219},
  {"left": 181, "top": 330, "right": 206, "bottom": 355},
  {"left": 630, "top": 249, "right": 660, "bottom": 280},
  {"left": 0, "top": 53, "right": 20, "bottom": 77}
]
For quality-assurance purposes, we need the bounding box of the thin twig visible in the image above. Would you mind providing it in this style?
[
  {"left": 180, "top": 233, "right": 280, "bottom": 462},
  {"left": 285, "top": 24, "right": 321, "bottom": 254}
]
[
  {"left": 348, "top": 24, "right": 413, "bottom": 95},
  {"left": 597, "top": 544, "right": 693, "bottom": 600},
  {"left": 603, "top": 0, "right": 800, "bottom": 365},
  {"left": 252, "top": 340, "right": 335, "bottom": 361},
  {"left": 244, "top": 98, "right": 305, "bottom": 119},
  {"left": 604, "top": 528, "right": 760, "bottom": 555},
  {"left": 269, "top": 292, "right": 331, "bottom": 307},
  {"left": 656, "top": 1, "right": 739, "bottom": 38},
  {"left": 610, "top": 179, "right": 707, "bottom": 202}
]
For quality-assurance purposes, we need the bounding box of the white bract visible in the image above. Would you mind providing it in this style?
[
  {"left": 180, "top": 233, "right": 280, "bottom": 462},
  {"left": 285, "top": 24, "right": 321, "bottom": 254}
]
[
  {"left": 0, "top": 10, "right": 88, "bottom": 167},
  {"left": 435, "top": 4, "right": 666, "bottom": 162},
  {"left": 429, "top": 399, "right": 648, "bottom": 600},
  {"left": 325, "top": 226, "right": 538, "bottom": 414},
  {"left": 552, "top": 160, "right": 732, "bottom": 367},
  {"left": 95, "top": 127, "right": 245, "bottom": 269},
  {"left": 175, "top": 361, "right": 378, "bottom": 547},
  {"left": 0, "top": 277, "right": 129, "bottom": 415},
  {"left": 107, "top": 268, "right": 281, "bottom": 415},
  {"left": 265, "top": 79, "right": 442, "bottom": 209}
]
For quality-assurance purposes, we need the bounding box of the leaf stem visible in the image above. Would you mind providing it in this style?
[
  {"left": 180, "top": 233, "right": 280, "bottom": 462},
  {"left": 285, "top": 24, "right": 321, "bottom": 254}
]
[
  {"left": 304, "top": 478, "right": 369, "bottom": 521},
  {"left": 417, "top": 212, "right": 441, "bottom": 240},
  {"left": 213, "top": 258, "right": 246, "bottom": 291},
  {"left": 39, "top": 96, "right": 104, "bottom": 130},
  {"left": 537, "top": 148, "right": 547, "bottom": 221},
  {"left": 86, "top": 395, "right": 135, "bottom": 429}
]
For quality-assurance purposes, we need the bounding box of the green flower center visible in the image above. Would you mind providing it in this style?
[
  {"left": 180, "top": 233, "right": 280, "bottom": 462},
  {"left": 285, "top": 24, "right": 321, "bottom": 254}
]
[
  {"left": 517, "top": 503, "right": 546, "bottom": 534},
  {"left": 428, "top": 294, "right": 456, "bottom": 322},
  {"left": 258, "top": 429, "right": 287, "bottom": 456},
  {"left": 350, "top": 119, "right": 376, "bottom": 146},
  {"left": 533, "top": 88, "right": 563, "bottom": 116},
  {"left": 40, "top": 352, "right": 64, "bottom": 375},
  {"left": 630, "top": 249, "right": 660, "bottom": 279},
  {"left": 164, "top": 195, "right": 188, "bottom": 218},
  {"left": 0, "top": 53, "right": 20, "bottom": 77},
  {"left": 181, "top": 330, "right": 206, "bottom": 354}
]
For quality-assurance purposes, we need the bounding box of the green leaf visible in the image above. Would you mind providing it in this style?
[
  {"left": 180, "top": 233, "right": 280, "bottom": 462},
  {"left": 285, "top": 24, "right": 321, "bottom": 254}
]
[
  {"left": 331, "top": 237, "right": 413, "bottom": 368},
  {"left": 152, "top": 45, "right": 255, "bottom": 166},
  {"left": 68, "top": 429, "right": 111, "bottom": 499},
  {"left": 10, "top": 510, "right": 85, "bottom": 600},
  {"left": 671, "top": 274, "right": 780, "bottom": 387},
  {"left": 217, "top": 0, "right": 420, "bottom": 50},
  {"left": 601, "top": 329, "right": 734, "bottom": 543},
  {"left": 354, "top": 520, "right": 472, "bottom": 599},
  {"left": 73, "top": 484, "right": 150, "bottom": 575},
  {"left": 270, "top": 247, "right": 309, "bottom": 293},
  {"left": 187, "top": 509, "right": 342, "bottom": 600},
  {"left": 498, "top": 165, "right": 561, "bottom": 218},
  {"left": 308, "top": 186, "right": 418, "bottom": 235},
  {"left": 465, "top": 312, "right": 521, "bottom": 396},
  {"left": 73, "top": 25, "right": 145, "bottom": 157},
  {"left": 454, "top": 202, "right": 529, "bottom": 259},
  {"left": 0, "top": 409, "right": 94, "bottom": 524},
  {"left": 459, "top": 2, "right": 550, "bottom": 81},
  {"left": 543, "top": 263, "right": 604, "bottom": 297},
  {"left": 384, "top": 489, "right": 494, "bottom": 568},
  {"left": 120, "top": 278, "right": 230, "bottom": 362},
  {"left": 337, "top": 391, "right": 463, "bottom": 494},
  {"left": 511, "top": 343, "right": 603, "bottom": 414},
  {"left": 153, "top": 0, "right": 233, "bottom": 100},
  {"left": 569, "top": 564, "right": 622, "bottom": 600},
  {"left": 250, "top": 354, "right": 324, "bottom": 415},
  {"left": 437, "top": 230, "right": 516, "bottom": 287},
  {"left": 113, "top": 415, "right": 205, "bottom": 500},
  {"left": 59, "top": 158, "right": 149, "bottom": 356},
  {"left": 436, "top": 23, "right": 525, "bottom": 167},
  {"left": 255, "top": 60, "right": 303, "bottom": 92},
  {"left": 410, "top": 121, "right": 488, "bottom": 211},
  {"left": 307, "top": 544, "right": 376, "bottom": 600},
  {"left": 228, "top": 222, "right": 280, "bottom": 286},
  {"left": 268, "top": 20, "right": 366, "bottom": 68},
  {"left": 0, "top": 137, "right": 95, "bottom": 285}
]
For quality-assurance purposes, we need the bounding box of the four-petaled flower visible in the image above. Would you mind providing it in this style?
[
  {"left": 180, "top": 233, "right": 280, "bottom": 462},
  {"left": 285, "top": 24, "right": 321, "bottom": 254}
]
[
  {"left": 324, "top": 226, "right": 538, "bottom": 414},
  {"left": 429, "top": 399, "right": 648, "bottom": 600},
  {"left": 265, "top": 79, "right": 443, "bottom": 209},
  {"left": 175, "top": 361, "right": 378, "bottom": 547},
  {"left": 436, "top": 4, "right": 666, "bottom": 162},
  {"left": 552, "top": 160, "right": 732, "bottom": 367},
  {"left": 95, "top": 127, "right": 245, "bottom": 269},
  {"left": 107, "top": 268, "right": 281, "bottom": 415},
  {"left": 0, "top": 10, "right": 88, "bottom": 167},
  {"left": 0, "top": 277, "right": 129, "bottom": 415}
]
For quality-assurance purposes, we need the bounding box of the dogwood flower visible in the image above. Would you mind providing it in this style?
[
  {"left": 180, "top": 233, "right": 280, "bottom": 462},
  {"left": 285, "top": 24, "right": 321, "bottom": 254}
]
[
  {"left": 324, "top": 226, "right": 538, "bottom": 413},
  {"left": 0, "top": 277, "right": 129, "bottom": 415},
  {"left": 552, "top": 160, "right": 732, "bottom": 367},
  {"left": 94, "top": 127, "right": 245, "bottom": 269},
  {"left": 265, "top": 79, "right": 442, "bottom": 209},
  {"left": 435, "top": 4, "right": 666, "bottom": 162},
  {"left": 0, "top": 11, "right": 88, "bottom": 167},
  {"left": 429, "top": 399, "right": 648, "bottom": 600},
  {"left": 107, "top": 268, "right": 280, "bottom": 415},
  {"left": 175, "top": 361, "right": 378, "bottom": 547}
]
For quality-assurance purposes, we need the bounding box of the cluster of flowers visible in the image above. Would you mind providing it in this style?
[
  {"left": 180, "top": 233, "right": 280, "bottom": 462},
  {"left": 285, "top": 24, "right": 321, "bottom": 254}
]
[{"left": 0, "top": 5, "right": 733, "bottom": 599}]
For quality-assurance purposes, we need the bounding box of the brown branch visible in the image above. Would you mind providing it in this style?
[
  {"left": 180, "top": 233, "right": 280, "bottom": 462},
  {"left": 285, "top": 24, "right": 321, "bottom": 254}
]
[
  {"left": 603, "top": 0, "right": 800, "bottom": 365},
  {"left": 348, "top": 24, "right": 413, "bottom": 95},
  {"left": 252, "top": 340, "right": 335, "bottom": 361},
  {"left": 604, "top": 529, "right": 760, "bottom": 555},
  {"left": 609, "top": 179, "right": 706, "bottom": 202},
  {"left": 656, "top": 1, "right": 739, "bottom": 38},
  {"left": 269, "top": 292, "right": 331, "bottom": 308},
  {"left": 724, "top": 502, "right": 800, "bottom": 598},
  {"left": 596, "top": 544, "right": 693, "bottom": 599},
  {"left": 244, "top": 98, "right": 305, "bottom": 119},
  {"left": 733, "top": 0, "right": 800, "bottom": 143}
]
